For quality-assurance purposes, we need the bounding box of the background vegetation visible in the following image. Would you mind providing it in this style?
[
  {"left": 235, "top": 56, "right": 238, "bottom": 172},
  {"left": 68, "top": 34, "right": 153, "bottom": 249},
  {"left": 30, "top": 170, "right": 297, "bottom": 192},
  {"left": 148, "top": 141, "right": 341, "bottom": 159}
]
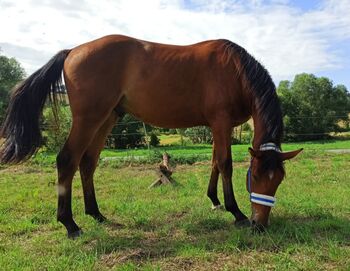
[
  {"left": 0, "top": 52, "right": 25, "bottom": 123},
  {"left": 277, "top": 73, "right": 350, "bottom": 141}
]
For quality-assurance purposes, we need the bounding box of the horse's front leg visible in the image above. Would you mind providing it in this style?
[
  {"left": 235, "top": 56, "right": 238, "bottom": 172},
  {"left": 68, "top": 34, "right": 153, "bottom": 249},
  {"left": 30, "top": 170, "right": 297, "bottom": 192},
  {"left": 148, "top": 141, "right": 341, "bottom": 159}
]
[
  {"left": 207, "top": 145, "right": 224, "bottom": 210},
  {"left": 211, "top": 121, "right": 250, "bottom": 227}
]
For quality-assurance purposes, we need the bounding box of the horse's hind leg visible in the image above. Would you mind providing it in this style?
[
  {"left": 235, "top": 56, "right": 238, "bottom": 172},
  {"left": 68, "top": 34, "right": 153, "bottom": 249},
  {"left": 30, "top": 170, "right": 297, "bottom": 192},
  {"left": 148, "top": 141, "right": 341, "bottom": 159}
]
[
  {"left": 79, "top": 112, "right": 118, "bottom": 222},
  {"left": 56, "top": 113, "right": 110, "bottom": 238}
]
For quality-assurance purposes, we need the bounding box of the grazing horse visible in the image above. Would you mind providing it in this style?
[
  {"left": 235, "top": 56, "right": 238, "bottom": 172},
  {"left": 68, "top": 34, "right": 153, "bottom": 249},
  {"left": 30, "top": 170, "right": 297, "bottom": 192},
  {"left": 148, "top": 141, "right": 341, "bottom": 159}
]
[{"left": 0, "top": 35, "right": 302, "bottom": 237}]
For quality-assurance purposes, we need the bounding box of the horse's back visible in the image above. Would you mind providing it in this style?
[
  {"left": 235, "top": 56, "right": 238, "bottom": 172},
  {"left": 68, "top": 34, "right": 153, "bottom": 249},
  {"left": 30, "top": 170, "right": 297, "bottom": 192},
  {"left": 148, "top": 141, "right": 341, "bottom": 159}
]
[{"left": 63, "top": 35, "right": 244, "bottom": 128}]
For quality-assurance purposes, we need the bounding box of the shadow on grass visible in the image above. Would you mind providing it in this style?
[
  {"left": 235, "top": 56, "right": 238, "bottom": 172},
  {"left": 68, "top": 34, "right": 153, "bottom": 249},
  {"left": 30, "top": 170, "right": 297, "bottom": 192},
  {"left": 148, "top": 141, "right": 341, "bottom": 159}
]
[
  {"left": 269, "top": 212, "right": 350, "bottom": 242},
  {"left": 89, "top": 211, "right": 349, "bottom": 266}
]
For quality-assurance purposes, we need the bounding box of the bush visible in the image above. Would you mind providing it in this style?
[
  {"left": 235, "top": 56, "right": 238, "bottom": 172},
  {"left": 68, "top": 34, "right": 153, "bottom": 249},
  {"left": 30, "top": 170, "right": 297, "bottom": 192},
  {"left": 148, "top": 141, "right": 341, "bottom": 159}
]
[
  {"left": 107, "top": 114, "right": 146, "bottom": 149},
  {"left": 149, "top": 133, "right": 160, "bottom": 147},
  {"left": 42, "top": 106, "right": 71, "bottom": 152},
  {"left": 231, "top": 123, "right": 253, "bottom": 144},
  {"left": 241, "top": 132, "right": 253, "bottom": 144},
  {"left": 185, "top": 126, "right": 212, "bottom": 144}
]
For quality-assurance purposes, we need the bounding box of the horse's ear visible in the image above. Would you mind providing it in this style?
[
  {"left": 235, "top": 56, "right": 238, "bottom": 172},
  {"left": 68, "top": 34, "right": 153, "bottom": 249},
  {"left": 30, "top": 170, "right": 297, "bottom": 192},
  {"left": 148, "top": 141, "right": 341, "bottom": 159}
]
[
  {"left": 248, "top": 147, "right": 262, "bottom": 158},
  {"left": 281, "top": 148, "right": 303, "bottom": 161}
]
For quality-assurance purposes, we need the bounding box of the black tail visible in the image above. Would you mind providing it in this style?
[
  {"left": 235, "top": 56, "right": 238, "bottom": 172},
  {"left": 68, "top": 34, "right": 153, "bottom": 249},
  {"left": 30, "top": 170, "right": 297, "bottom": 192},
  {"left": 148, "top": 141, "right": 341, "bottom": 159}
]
[{"left": 0, "top": 49, "right": 71, "bottom": 164}]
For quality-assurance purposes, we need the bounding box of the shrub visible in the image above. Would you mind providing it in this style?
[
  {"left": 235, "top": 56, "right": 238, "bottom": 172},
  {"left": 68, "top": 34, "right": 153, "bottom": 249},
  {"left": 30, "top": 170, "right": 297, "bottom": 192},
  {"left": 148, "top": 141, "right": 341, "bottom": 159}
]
[
  {"left": 42, "top": 106, "right": 71, "bottom": 152},
  {"left": 185, "top": 126, "right": 212, "bottom": 144},
  {"left": 107, "top": 114, "right": 146, "bottom": 149},
  {"left": 149, "top": 133, "right": 160, "bottom": 147}
]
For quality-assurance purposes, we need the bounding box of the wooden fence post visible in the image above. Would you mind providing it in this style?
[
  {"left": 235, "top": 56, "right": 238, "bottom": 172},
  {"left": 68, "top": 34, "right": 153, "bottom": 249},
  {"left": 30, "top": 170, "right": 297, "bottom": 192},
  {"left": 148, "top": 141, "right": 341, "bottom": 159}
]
[{"left": 149, "top": 152, "right": 175, "bottom": 188}]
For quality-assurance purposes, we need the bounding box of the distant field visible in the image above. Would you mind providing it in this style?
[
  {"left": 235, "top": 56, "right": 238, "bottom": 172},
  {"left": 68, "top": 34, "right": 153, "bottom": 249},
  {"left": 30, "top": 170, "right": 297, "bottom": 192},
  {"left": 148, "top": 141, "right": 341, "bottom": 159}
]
[
  {"left": 0, "top": 140, "right": 349, "bottom": 270},
  {"left": 100, "top": 139, "right": 350, "bottom": 159},
  {"left": 30, "top": 139, "right": 350, "bottom": 167},
  {"left": 158, "top": 134, "right": 185, "bottom": 146}
]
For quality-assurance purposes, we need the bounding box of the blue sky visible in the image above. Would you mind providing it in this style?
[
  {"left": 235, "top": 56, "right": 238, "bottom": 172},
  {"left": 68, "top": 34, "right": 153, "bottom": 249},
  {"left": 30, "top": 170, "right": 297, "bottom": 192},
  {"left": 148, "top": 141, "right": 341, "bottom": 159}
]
[
  {"left": 292, "top": 0, "right": 321, "bottom": 11},
  {"left": 0, "top": 0, "right": 349, "bottom": 90}
]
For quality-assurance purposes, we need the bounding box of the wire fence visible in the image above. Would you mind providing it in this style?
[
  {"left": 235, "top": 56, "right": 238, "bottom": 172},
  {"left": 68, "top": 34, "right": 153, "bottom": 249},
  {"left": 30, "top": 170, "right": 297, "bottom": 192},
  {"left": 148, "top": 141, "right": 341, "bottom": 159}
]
[
  {"left": 1, "top": 113, "right": 349, "bottom": 165},
  {"left": 36, "top": 129, "right": 349, "bottom": 138},
  {"left": 34, "top": 114, "right": 350, "bottom": 138},
  {"left": 1, "top": 115, "right": 349, "bottom": 150}
]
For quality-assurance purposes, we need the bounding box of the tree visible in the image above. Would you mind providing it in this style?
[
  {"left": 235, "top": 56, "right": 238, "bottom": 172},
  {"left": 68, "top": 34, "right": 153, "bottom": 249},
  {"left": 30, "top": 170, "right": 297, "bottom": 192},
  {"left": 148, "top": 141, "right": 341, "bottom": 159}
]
[
  {"left": 107, "top": 114, "right": 147, "bottom": 149},
  {"left": 0, "top": 52, "right": 26, "bottom": 122},
  {"left": 277, "top": 73, "right": 350, "bottom": 140},
  {"left": 185, "top": 126, "right": 212, "bottom": 144}
]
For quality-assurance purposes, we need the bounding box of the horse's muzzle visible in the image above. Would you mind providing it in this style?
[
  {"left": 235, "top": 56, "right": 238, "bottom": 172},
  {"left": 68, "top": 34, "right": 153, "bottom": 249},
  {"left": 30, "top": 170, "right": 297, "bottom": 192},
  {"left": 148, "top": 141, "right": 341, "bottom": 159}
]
[{"left": 251, "top": 219, "right": 266, "bottom": 233}]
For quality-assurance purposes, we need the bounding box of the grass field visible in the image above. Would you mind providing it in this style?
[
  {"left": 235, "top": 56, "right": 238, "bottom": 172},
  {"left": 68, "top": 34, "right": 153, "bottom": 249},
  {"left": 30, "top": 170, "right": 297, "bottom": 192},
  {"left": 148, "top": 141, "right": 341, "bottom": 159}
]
[
  {"left": 0, "top": 140, "right": 349, "bottom": 270},
  {"left": 30, "top": 139, "right": 350, "bottom": 167}
]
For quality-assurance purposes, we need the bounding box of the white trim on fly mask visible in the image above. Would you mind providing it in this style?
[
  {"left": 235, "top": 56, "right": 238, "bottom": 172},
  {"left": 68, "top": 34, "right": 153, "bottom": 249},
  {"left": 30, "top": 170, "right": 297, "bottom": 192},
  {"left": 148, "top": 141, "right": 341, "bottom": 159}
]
[
  {"left": 259, "top": 142, "right": 281, "bottom": 152},
  {"left": 247, "top": 142, "right": 280, "bottom": 207},
  {"left": 250, "top": 192, "right": 276, "bottom": 207}
]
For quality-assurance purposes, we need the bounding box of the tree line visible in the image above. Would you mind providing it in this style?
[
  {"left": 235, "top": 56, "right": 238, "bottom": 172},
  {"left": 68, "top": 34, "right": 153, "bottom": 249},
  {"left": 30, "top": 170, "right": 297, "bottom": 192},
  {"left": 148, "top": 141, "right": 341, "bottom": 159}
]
[{"left": 0, "top": 52, "right": 349, "bottom": 150}]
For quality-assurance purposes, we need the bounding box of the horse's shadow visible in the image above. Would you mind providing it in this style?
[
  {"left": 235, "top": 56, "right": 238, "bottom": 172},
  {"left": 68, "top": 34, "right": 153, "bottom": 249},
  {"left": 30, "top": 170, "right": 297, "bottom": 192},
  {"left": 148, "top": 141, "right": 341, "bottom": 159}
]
[{"left": 87, "top": 211, "right": 349, "bottom": 266}]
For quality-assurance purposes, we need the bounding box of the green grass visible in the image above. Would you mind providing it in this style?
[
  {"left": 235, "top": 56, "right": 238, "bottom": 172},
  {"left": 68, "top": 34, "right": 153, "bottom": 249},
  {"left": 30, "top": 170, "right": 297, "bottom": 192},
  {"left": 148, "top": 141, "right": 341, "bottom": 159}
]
[
  {"left": 0, "top": 140, "right": 349, "bottom": 270},
  {"left": 30, "top": 139, "right": 350, "bottom": 167}
]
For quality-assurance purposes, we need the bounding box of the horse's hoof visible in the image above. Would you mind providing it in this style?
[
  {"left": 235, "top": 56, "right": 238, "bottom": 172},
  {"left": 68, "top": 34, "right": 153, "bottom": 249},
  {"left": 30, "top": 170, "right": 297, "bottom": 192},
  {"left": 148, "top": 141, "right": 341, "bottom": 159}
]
[
  {"left": 251, "top": 223, "right": 266, "bottom": 234},
  {"left": 211, "top": 204, "right": 224, "bottom": 211},
  {"left": 87, "top": 211, "right": 107, "bottom": 223},
  {"left": 94, "top": 213, "right": 107, "bottom": 223},
  {"left": 68, "top": 229, "right": 83, "bottom": 239},
  {"left": 234, "top": 218, "right": 251, "bottom": 228}
]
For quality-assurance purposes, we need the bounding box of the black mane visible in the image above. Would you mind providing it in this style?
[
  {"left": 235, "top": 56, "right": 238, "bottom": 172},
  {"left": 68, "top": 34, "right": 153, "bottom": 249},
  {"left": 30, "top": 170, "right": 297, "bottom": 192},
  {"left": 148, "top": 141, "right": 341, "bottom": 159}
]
[{"left": 222, "top": 40, "right": 284, "bottom": 147}]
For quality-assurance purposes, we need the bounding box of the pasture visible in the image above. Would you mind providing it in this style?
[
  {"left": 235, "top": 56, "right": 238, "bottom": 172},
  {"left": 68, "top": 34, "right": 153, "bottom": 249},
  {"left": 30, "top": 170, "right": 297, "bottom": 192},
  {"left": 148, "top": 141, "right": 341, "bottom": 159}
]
[{"left": 0, "top": 140, "right": 349, "bottom": 270}]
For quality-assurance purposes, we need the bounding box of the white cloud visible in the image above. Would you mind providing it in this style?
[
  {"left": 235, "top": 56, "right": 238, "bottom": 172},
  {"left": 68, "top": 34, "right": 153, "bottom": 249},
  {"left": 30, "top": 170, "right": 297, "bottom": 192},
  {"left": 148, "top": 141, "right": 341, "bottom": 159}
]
[{"left": 0, "top": 0, "right": 349, "bottom": 83}]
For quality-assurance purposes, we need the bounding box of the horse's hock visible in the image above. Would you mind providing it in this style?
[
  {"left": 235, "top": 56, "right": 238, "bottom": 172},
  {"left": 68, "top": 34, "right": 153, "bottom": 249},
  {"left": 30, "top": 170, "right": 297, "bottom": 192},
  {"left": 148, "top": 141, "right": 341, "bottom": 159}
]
[{"left": 149, "top": 152, "right": 175, "bottom": 188}]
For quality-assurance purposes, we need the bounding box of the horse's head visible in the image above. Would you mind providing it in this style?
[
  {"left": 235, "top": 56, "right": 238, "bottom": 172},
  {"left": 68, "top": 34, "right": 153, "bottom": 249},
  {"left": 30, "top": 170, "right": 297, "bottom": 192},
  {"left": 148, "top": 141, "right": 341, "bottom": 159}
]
[{"left": 246, "top": 143, "right": 302, "bottom": 231}]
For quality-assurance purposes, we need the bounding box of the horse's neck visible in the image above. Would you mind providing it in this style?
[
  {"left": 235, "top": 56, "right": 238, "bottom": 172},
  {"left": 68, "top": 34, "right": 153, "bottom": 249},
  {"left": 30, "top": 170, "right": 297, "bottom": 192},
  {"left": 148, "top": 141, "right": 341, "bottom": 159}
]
[
  {"left": 252, "top": 110, "right": 264, "bottom": 149},
  {"left": 251, "top": 108, "right": 273, "bottom": 150}
]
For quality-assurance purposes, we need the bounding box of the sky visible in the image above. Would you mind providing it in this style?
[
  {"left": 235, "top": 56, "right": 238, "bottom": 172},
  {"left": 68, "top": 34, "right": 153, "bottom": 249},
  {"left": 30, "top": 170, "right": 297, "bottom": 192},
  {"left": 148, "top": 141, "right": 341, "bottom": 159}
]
[{"left": 0, "top": 0, "right": 349, "bottom": 89}]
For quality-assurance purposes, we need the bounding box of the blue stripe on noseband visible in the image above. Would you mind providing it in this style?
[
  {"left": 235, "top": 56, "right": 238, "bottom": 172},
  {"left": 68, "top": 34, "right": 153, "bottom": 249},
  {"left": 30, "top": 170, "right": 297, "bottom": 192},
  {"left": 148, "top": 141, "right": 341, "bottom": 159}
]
[{"left": 250, "top": 195, "right": 275, "bottom": 204}]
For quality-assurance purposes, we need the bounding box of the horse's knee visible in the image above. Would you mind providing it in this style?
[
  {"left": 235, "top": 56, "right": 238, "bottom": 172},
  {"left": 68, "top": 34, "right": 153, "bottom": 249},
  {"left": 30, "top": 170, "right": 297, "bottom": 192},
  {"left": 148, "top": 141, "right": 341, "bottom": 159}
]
[
  {"left": 80, "top": 153, "right": 96, "bottom": 173},
  {"left": 216, "top": 157, "right": 232, "bottom": 175}
]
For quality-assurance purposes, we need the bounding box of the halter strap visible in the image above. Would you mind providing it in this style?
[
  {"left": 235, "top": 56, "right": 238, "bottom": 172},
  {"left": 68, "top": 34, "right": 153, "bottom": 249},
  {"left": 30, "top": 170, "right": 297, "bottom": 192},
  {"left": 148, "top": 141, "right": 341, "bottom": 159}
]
[{"left": 247, "top": 143, "right": 279, "bottom": 207}]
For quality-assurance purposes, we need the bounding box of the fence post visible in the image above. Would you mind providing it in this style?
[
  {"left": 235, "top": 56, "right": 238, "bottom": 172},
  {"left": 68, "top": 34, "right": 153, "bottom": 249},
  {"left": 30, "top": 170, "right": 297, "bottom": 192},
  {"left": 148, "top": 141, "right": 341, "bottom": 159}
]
[{"left": 142, "top": 122, "right": 150, "bottom": 152}]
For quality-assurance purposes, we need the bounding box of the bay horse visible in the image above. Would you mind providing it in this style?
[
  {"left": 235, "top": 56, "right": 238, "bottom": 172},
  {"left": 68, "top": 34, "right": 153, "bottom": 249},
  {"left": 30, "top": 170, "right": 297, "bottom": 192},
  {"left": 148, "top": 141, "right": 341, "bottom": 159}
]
[{"left": 0, "top": 35, "right": 302, "bottom": 237}]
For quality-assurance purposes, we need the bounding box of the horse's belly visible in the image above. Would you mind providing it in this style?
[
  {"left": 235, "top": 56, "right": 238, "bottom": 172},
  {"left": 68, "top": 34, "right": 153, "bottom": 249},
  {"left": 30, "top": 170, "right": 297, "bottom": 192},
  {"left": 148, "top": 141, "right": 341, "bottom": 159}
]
[{"left": 121, "top": 93, "right": 206, "bottom": 129}]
